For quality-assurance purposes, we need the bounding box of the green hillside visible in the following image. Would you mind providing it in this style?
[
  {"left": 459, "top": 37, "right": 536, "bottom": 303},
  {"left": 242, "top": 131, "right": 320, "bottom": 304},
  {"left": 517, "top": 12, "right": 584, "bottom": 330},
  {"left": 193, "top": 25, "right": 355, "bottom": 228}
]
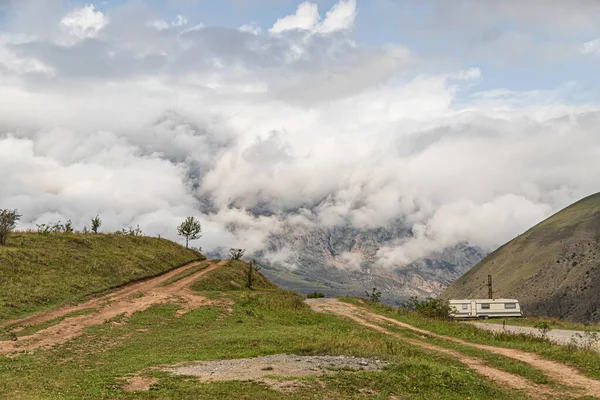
[
  {"left": 2, "top": 245, "right": 600, "bottom": 398},
  {"left": 442, "top": 192, "right": 600, "bottom": 322},
  {"left": 0, "top": 232, "right": 203, "bottom": 321}
]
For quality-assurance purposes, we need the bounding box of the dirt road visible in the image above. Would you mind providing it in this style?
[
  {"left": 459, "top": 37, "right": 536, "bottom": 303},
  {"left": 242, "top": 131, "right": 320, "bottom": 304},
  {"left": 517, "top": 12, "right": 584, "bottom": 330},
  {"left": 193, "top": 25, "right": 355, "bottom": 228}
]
[
  {"left": 471, "top": 322, "right": 600, "bottom": 352},
  {"left": 0, "top": 260, "right": 230, "bottom": 355},
  {"left": 306, "top": 298, "right": 600, "bottom": 399}
]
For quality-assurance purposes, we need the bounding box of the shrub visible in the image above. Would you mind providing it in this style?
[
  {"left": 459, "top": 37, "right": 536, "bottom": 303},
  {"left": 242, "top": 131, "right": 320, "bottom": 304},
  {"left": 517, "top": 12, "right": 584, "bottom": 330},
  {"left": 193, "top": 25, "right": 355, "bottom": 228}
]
[
  {"left": 229, "top": 248, "right": 245, "bottom": 260},
  {"left": 365, "top": 287, "right": 382, "bottom": 304},
  {"left": 0, "top": 209, "right": 21, "bottom": 245},
  {"left": 64, "top": 220, "right": 74, "bottom": 234},
  {"left": 36, "top": 224, "right": 51, "bottom": 236},
  {"left": 91, "top": 215, "right": 102, "bottom": 233},
  {"left": 534, "top": 321, "right": 551, "bottom": 338},
  {"left": 400, "top": 296, "right": 452, "bottom": 320},
  {"left": 574, "top": 330, "right": 600, "bottom": 351},
  {"left": 307, "top": 291, "right": 326, "bottom": 299}
]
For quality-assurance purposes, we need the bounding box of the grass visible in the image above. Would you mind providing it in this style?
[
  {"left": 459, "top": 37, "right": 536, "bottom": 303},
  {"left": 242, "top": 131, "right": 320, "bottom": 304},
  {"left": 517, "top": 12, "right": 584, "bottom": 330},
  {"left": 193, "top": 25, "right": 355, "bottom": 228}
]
[
  {"left": 342, "top": 298, "right": 600, "bottom": 381},
  {"left": 385, "top": 325, "right": 553, "bottom": 386},
  {"left": 0, "top": 261, "right": 531, "bottom": 399},
  {"left": 0, "top": 232, "right": 203, "bottom": 322},
  {"left": 191, "top": 260, "right": 275, "bottom": 292},
  {"left": 0, "top": 289, "right": 529, "bottom": 400},
  {"left": 477, "top": 316, "right": 600, "bottom": 332},
  {"left": 158, "top": 263, "right": 211, "bottom": 287}
]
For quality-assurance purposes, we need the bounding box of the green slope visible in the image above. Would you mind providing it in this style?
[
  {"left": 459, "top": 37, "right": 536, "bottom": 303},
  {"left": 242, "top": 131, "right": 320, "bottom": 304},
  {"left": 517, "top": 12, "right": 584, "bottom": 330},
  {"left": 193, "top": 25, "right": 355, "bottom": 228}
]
[
  {"left": 442, "top": 192, "right": 600, "bottom": 323},
  {"left": 0, "top": 232, "right": 204, "bottom": 321}
]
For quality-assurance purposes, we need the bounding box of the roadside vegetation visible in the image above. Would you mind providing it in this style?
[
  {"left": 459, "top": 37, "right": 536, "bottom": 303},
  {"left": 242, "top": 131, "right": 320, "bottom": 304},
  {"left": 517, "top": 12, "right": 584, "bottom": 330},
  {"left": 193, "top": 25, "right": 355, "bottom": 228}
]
[{"left": 477, "top": 316, "right": 600, "bottom": 332}]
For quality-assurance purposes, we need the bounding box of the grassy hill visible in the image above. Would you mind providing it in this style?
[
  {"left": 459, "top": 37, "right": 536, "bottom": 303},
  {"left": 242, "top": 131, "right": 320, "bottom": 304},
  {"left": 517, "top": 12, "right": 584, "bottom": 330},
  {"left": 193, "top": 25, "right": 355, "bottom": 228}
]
[
  {"left": 0, "top": 232, "right": 203, "bottom": 321},
  {"left": 442, "top": 192, "right": 600, "bottom": 322}
]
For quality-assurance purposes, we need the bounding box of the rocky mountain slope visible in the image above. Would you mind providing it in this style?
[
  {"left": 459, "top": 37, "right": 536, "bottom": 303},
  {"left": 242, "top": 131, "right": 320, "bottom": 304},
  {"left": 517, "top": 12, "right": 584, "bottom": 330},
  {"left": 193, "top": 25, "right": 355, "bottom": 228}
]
[
  {"left": 442, "top": 193, "right": 600, "bottom": 323},
  {"left": 258, "top": 225, "right": 485, "bottom": 303}
]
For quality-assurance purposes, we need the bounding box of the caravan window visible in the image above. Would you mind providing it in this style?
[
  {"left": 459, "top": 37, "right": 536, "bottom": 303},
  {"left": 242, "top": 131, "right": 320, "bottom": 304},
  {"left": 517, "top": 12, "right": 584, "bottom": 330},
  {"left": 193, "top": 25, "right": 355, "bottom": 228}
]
[
  {"left": 481, "top": 303, "right": 490, "bottom": 309},
  {"left": 504, "top": 303, "right": 517, "bottom": 309},
  {"left": 461, "top": 304, "right": 468, "bottom": 310}
]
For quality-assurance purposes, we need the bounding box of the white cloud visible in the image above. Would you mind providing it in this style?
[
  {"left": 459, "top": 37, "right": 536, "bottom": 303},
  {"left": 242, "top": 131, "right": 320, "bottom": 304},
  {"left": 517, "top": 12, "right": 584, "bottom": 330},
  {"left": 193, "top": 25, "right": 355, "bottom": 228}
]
[
  {"left": 172, "top": 15, "right": 188, "bottom": 27},
  {"left": 150, "top": 19, "right": 170, "bottom": 31},
  {"left": 317, "top": 0, "right": 357, "bottom": 34},
  {"left": 581, "top": 38, "right": 600, "bottom": 55},
  {"left": 269, "top": 0, "right": 356, "bottom": 35},
  {"left": 149, "top": 14, "right": 188, "bottom": 31},
  {"left": 60, "top": 4, "right": 107, "bottom": 39},
  {"left": 239, "top": 23, "right": 262, "bottom": 35},
  {"left": 0, "top": 0, "right": 598, "bottom": 268},
  {"left": 269, "top": 2, "right": 320, "bottom": 34}
]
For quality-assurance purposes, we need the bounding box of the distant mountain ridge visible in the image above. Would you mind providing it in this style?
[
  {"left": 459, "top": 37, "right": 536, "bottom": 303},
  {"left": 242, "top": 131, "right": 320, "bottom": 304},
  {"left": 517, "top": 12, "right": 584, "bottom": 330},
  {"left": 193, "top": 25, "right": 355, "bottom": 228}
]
[
  {"left": 256, "top": 224, "right": 485, "bottom": 303},
  {"left": 442, "top": 193, "right": 600, "bottom": 323}
]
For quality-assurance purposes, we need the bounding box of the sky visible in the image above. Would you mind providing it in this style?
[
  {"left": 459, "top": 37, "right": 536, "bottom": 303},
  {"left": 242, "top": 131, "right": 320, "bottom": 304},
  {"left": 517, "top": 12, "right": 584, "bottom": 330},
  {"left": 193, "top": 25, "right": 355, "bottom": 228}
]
[{"left": 0, "top": 0, "right": 600, "bottom": 266}]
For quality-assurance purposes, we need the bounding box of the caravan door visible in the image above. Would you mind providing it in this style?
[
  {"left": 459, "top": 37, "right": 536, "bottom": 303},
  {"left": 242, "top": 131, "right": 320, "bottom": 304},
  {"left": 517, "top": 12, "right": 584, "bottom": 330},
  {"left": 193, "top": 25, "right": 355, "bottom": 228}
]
[{"left": 471, "top": 301, "right": 477, "bottom": 318}]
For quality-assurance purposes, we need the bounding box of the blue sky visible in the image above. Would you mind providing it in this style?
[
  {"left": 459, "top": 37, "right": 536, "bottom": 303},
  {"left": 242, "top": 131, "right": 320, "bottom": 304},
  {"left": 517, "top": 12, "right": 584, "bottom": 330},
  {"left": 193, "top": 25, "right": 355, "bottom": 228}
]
[{"left": 35, "top": 0, "right": 596, "bottom": 96}]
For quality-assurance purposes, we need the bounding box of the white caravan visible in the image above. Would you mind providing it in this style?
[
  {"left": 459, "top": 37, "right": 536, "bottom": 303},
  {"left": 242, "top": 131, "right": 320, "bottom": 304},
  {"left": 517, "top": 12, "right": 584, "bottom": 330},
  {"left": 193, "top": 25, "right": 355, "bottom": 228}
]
[{"left": 448, "top": 299, "right": 523, "bottom": 319}]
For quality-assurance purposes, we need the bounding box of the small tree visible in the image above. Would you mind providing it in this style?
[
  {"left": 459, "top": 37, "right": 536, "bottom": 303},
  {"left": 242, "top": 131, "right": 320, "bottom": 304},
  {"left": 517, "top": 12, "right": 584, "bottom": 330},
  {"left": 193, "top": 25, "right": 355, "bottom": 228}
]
[
  {"left": 91, "top": 215, "right": 102, "bottom": 233},
  {"left": 177, "top": 217, "right": 202, "bottom": 249},
  {"left": 534, "top": 322, "right": 551, "bottom": 339},
  {"left": 365, "top": 287, "right": 382, "bottom": 304},
  {"left": 0, "top": 209, "right": 21, "bottom": 246},
  {"left": 229, "top": 248, "right": 245, "bottom": 260},
  {"left": 64, "top": 220, "right": 74, "bottom": 234}
]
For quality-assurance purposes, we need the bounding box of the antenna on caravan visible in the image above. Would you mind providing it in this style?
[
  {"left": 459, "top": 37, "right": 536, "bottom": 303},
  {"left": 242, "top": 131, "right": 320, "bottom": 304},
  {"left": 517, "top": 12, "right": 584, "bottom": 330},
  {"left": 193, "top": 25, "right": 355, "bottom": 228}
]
[{"left": 488, "top": 275, "right": 493, "bottom": 299}]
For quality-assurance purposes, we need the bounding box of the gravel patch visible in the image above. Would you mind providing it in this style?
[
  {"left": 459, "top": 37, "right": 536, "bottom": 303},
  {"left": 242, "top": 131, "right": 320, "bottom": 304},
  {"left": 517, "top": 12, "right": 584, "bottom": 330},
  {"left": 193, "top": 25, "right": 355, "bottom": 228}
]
[{"left": 163, "top": 354, "right": 389, "bottom": 382}]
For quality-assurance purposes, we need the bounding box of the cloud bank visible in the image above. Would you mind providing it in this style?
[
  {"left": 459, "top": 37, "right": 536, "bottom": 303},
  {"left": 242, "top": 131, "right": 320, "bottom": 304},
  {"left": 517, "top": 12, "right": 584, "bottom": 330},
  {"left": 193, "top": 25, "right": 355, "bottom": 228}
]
[{"left": 0, "top": 0, "right": 599, "bottom": 268}]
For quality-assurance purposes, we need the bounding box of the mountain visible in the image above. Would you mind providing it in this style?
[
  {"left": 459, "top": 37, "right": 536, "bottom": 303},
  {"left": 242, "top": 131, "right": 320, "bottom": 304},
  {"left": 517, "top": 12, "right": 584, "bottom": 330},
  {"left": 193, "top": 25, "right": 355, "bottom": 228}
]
[
  {"left": 442, "top": 192, "right": 600, "bottom": 323},
  {"left": 257, "top": 224, "right": 485, "bottom": 303}
]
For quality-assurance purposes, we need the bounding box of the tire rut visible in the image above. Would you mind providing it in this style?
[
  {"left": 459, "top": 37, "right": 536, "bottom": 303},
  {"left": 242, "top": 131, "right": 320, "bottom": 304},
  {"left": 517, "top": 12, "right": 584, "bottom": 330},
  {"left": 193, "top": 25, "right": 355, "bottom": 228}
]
[
  {"left": 0, "top": 260, "right": 229, "bottom": 356},
  {"left": 306, "top": 298, "right": 600, "bottom": 399}
]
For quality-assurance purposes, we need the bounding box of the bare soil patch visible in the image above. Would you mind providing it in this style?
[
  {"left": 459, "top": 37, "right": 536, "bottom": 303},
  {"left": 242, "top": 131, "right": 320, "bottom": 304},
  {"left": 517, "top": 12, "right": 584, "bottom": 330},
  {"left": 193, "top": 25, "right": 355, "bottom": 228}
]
[
  {"left": 122, "top": 376, "right": 158, "bottom": 392},
  {"left": 0, "top": 260, "right": 231, "bottom": 356}
]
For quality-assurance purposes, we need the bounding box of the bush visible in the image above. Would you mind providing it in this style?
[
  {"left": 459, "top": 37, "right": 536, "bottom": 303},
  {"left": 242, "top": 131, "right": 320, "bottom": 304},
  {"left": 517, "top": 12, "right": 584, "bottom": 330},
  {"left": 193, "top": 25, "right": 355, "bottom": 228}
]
[
  {"left": 36, "top": 224, "right": 51, "bottom": 235},
  {"left": 91, "top": 215, "right": 102, "bottom": 233},
  {"left": 365, "top": 287, "right": 382, "bottom": 303},
  {"left": 64, "top": 220, "right": 74, "bottom": 234},
  {"left": 534, "top": 322, "right": 551, "bottom": 338},
  {"left": 400, "top": 296, "right": 452, "bottom": 320},
  {"left": 229, "top": 248, "right": 245, "bottom": 260},
  {"left": 0, "top": 209, "right": 21, "bottom": 245},
  {"left": 307, "top": 291, "right": 325, "bottom": 299}
]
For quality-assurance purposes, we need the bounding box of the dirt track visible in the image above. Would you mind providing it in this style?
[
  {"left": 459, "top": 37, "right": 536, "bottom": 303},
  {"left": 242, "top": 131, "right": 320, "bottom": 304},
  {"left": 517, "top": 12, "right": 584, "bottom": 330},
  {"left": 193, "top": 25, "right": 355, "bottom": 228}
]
[
  {"left": 0, "top": 260, "right": 230, "bottom": 355},
  {"left": 306, "top": 298, "right": 600, "bottom": 399}
]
